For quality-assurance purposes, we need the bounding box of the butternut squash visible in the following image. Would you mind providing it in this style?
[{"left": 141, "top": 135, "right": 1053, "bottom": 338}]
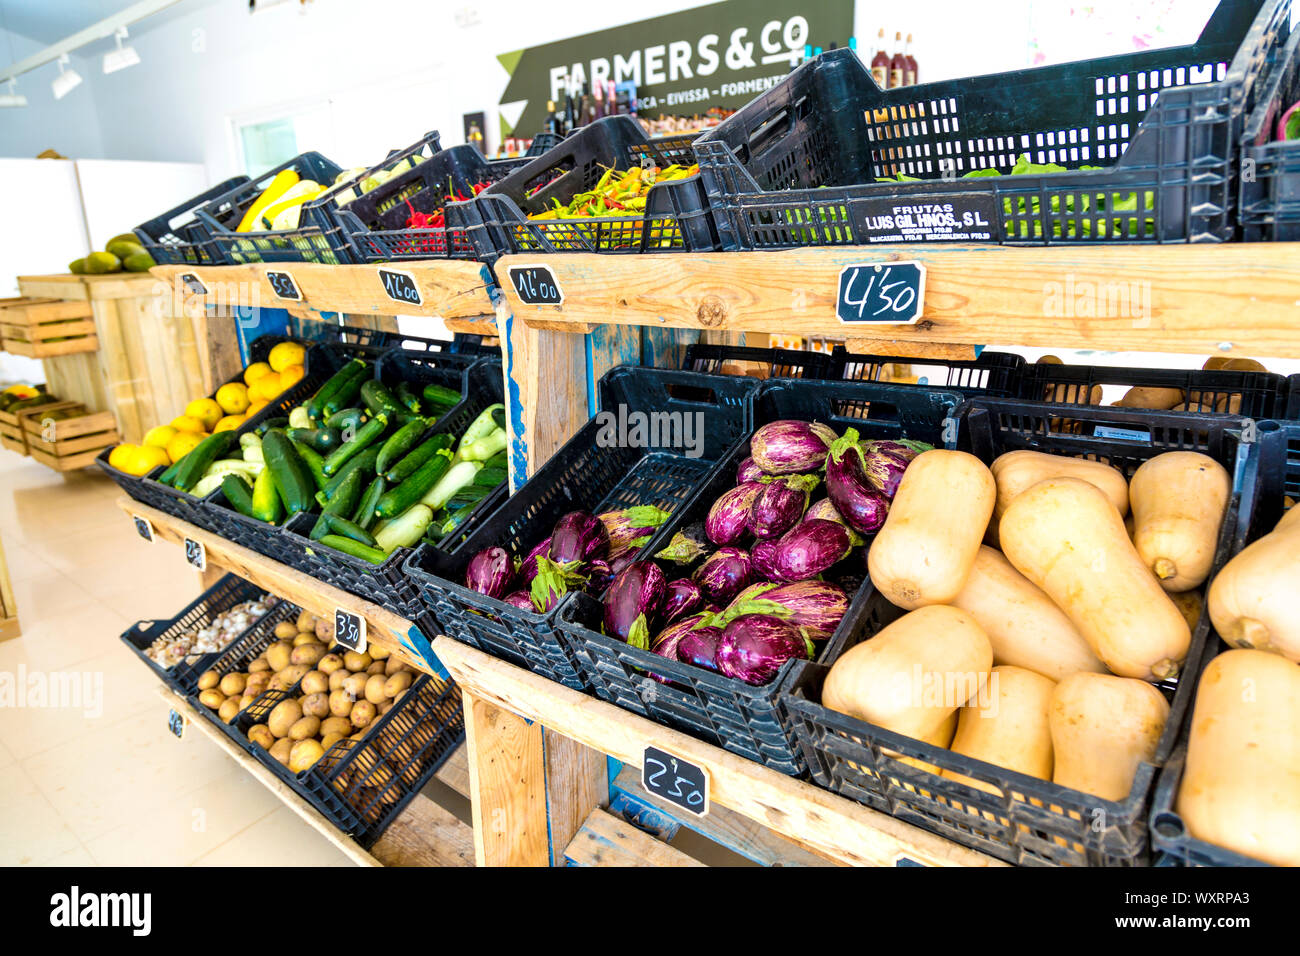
[
  {"left": 950, "top": 546, "right": 1107, "bottom": 681},
  {"left": 1049, "top": 672, "right": 1169, "bottom": 801},
  {"left": 1169, "top": 589, "right": 1203, "bottom": 633},
  {"left": 943, "top": 666, "right": 1055, "bottom": 794},
  {"left": 1202, "top": 356, "right": 1232, "bottom": 370},
  {"left": 1129, "top": 451, "right": 1230, "bottom": 593},
  {"left": 895, "top": 709, "right": 958, "bottom": 775},
  {"left": 988, "top": 450, "right": 1129, "bottom": 550},
  {"left": 867, "top": 450, "right": 995, "bottom": 609},
  {"left": 822, "top": 605, "right": 992, "bottom": 741},
  {"left": 1221, "top": 357, "right": 1268, "bottom": 373},
  {"left": 1176, "top": 649, "right": 1300, "bottom": 866},
  {"left": 1113, "top": 386, "right": 1184, "bottom": 410},
  {"left": 1207, "top": 506, "right": 1300, "bottom": 662},
  {"left": 1000, "top": 477, "right": 1191, "bottom": 681}
]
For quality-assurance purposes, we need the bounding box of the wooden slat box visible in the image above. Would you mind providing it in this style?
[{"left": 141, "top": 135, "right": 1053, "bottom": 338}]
[
  {"left": 20, "top": 402, "right": 119, "bottom": 471},
  {"left": 0, "top": 394, "right": 62, "bottom": 456},
  {"left": 0, "top": 298, "right": 98, "bottom": 358}
]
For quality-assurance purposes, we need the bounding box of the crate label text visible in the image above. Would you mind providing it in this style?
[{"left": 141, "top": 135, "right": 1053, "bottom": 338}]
[{"left": 854, "top": 193, "right": 1001, "bottom": 244}]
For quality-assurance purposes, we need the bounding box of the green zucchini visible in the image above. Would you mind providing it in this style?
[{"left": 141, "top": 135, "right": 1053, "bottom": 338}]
[
  {"left": 375, "top": 452, "right": 452, "bottom": 519},
  {"left": 221, "top": 475, "right": 256, "bottom": 518},
  {"left": 316, "top": 447, "right": 380, "bottom": 505},
  {"left": 422, "top": 383, "right": 462, "bottom": 408},
  {"left": 306, "top": 359, "right": 365, "bottom": 420},
  {"left": 352, "top": 476, "right": 386, "bottom": 532},
  {"left": 324, "top": 406, "right": 366, "bottom": 431},
  {"left": 173, "top": 431, "right": 237, "bottom": 493},
  {"left": 360, "top": 379, "right": 402, "bottom": 417},
  {"left": 395, "top": 381, "right": 423, "bottom": 414},
  {"left": 255, "top": 416, "right": 289, "bottom": 435},
  {"left": 290, "top": 440, "right": 328, "bottom": 491},
  {"left": 287, "top": 427, "right": 342, "bottom": 454},
  {"left": 375, "top": 418, "right": 429, "bottom": 475},
  {"left": 310, "top": 468, "right": 363, "bottom": 540},
  {"left": 374, "top": 504, "right": 433, "bottom": 552},
  {"left": 318, "top": 534, "right": 387, "bottom": 564},
  {"left": 318, "top": 512, "right": 378, "bottom": 547},
  {"left": 322, "top": 412, "right": 388, "bottom": 476},
  {"left": 384, "top": 433, "right": 454, "bottom": 484},
  {"left": 157, "top": 459, "right": 183, "bottom": 487},
  {"left": 261, "top": 430, "right": 314, "bottom": 515}
]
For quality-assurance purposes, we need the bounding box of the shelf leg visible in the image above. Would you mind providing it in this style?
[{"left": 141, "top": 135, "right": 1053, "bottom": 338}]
[
  {"left": 543, "top": 729, "right": 608, "bottom": 866},
  {"left": 462, "top": 690, "right": 549, "bottom": 866}
]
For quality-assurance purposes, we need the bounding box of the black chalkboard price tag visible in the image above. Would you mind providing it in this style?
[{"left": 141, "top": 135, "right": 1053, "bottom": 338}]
[
  {"left": 642, "top": 745, "right": 709, "bottom": 817},
  {"left": 378, "top": 268, "right": 422, "bottom": 307},
  {"left": 836, "top": 261, "right": 926, "bottom": 325},
  {"left": 132, "top": 515, "right": 154, "bottom": 543},
  {"left": 179, "top": 272, "right": 207, "bottom": 296},
  {"left": 266, "top": 270, "right": 301, "bottom": 301},
  {"left": 507, "top": 264, "right": 564, "bottom": 306},
  {"left": 167, "top": 708, "right": 186, "bottom": 740},
  {"left": 334, "top": 608, "right": 367, "bottom": 653},
  {"left": 183, "top": 537, "right": 206, "bottom": 572}
]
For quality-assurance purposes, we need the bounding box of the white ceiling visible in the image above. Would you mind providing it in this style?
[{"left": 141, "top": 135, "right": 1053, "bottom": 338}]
[{"left": 0, "top": 0, "right": 206, "bottom": 44}]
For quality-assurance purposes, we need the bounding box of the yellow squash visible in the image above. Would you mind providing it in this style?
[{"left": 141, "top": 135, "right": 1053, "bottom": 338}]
[
  {"left": 1129, "top": 451, "right": 1230, "bottom": 593},
  {"left": 1208, "top": 506, "right": 1300, "bottom": 661},
  {"left": 236, "top": 168, "right": 299, "bottom": 232}
]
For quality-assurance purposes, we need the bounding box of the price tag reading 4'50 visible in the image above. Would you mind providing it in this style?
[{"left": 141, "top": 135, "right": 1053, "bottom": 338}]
[
  {"left": 507, "top": 264, "right": 564, "bottom": 306},
  {"left": 334, "top": 608, "right": 367, "bottom": 654},
  {"left": 642, "top": 745, "right": 709, "bottom": 817},
  {"left": 836, "top": 261, "right": 926, "bottom": 325},
  {"left": 183, "top": 537, "right": 206, "bottom": 572},
  {"left": 378, "top": 268, "right": 422, "bottom": 307},
  {"left": 132, "top": 515, "right": 153, "bottom": 543},
  {"left": 266, "top": 270, "right": 301, "bottom": 301}
]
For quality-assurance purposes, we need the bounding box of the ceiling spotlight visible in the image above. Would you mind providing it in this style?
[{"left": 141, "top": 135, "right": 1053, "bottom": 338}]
[
  {"left": 0, "top": 78, "right": 27, "bottom": 108},
  {"left": 52, "top": 54, "right": 83, "bottom": 99},
  {"left": 103, "top": 26, "right": 141, "bottom": 74}
]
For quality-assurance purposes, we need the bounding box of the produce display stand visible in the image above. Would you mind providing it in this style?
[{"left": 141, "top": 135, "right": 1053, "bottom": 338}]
[{"left": 0, "top": 529, "right": 18, "bottom": 642}]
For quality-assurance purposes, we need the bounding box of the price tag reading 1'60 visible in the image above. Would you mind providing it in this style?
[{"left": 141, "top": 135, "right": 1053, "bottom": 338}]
[
  {"left": 379, "top": 268, "right": 422, "bottom": 307},
  {"left": 266, "top": 270, "right": 301, "bottom": 301},
  {"left": 334, "top": 608, "right": 367, "bottom": 653},
  {"left": 507, "top": 265, "right": 564, "bottom": 305},
  {"left": 836, "top": 261, "right": 926, "bottom": 325},
  {"left": 642, "top": 745, "right": 709, "bottom": 817},
  {"left": 183, "top": 537, "right": 206, "bottom": 572}
]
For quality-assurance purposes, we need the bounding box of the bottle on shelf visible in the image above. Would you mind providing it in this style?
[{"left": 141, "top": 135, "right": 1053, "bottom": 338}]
[
  {"left": 904, "top": 33, "right": 918, "bottom": 85},
  {"left": 870, "top": 29, "right": 889, "bottom": 88},
  {"left": 890, "top": 32, "right": 906, "bottom": 89},
  {"left": 564, "top": 83, "right": 576, "bottom": 135},
  {"left": 546, "top": 100, "right": 558, "bottom": 135}
]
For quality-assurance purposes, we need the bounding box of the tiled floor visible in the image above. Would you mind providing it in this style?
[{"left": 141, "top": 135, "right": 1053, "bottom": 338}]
[{"left": 0, "top": 452, "right": 353, "bottom": 866}]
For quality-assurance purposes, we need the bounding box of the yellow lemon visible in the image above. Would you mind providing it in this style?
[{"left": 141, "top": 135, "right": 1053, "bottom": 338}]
[
  {"left": 129, "top": 445, "right": 171, "bottom": 476},
  {"left": 215, "top": 382, "right": 250, "bottom": 415},
  {"left": 250, "top": 375, "right": 283, "bottom": 403},
  {"left": 278, "top": 363, "right": 305, "bottom": 389},
  {"left": 185, "top": 397, "right": 223, "bottom": 430},
  {"left": 142, "top": 425, "right": 178, "bottom": 449},
  {"left": 213, "top": 414, "right": 246, "bottom": 433},
  {"left": 243, "top": 362, "right": 274, "bottom": 387},
  {"left": 246, "top": 400, "right": 269, "bottom": 416},
  {"left": 108, "top": 443, "right": 137, "bottom": 471},
  {"left": 170, "top": 414, "right": 205, "bottom": 434},
  {"left": 268, "top": 341, "right": 306, "bottom": 373},
  {"left": 166, "top": 431, "right": 205, "bottom": 464}
]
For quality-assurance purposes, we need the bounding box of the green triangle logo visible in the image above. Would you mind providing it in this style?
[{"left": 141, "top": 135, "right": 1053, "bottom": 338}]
[{"left": 497, "top": 49, "right": 524, "bottom": 77}]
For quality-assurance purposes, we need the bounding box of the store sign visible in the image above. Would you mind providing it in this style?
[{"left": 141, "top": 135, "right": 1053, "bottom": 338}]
[
  {"left": 642, "top": 745, "right": 709, "bottom": 816},
  {"left": 266, "top": 270, "right": 302, "bottom": 301},
  {"left": 497, "top": 0, "right": 854, "bottom": 137},
  {"left": 507, "top": 264, "right": 564, "bottom": 305},
  {"left": 836, "top": 261, "right": 926, "bottom": 325}
]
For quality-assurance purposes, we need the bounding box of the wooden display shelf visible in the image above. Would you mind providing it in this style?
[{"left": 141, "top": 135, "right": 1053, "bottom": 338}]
[{"left": 0, "top": 297, "right": 98, "bottom": 358}]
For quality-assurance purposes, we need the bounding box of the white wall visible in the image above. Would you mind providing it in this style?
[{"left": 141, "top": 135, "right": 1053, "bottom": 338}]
[{"left": 0, "top": 26, "right": 105, "bottom": 159}]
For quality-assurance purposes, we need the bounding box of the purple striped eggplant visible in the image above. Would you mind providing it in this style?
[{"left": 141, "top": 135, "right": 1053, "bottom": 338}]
[
  {"left": 465, "top": 547, "right": 514, "bottom": 599},
  {"left": 598, "top": 505, "right": 672, "bottom": 559},
  {"left": 678, "top": 623, "right": 724, "bottom": 673},
  {"left": 723, "top": 579, "right": 848, "bottom": 641},
  {"left": 750, "top": 539, "right": 781, "bottom": 582},
  {"left": 549, "top": 511, "right": 609, "bottom": 565},
  {"left": 826, "top": 429, "right": 891, "bottom": 534},
  {"left": 805, "top": 498, "right": 845, "bottom": 525},
  {"left": 517, "top": 536, "right": 552, "bottom": 584},
  {"left": 692, "top": 546, "right": 752, "bottom": 604},
  {"left": 865, "top": 438, "right": 932, "bottom": 463},
  {"left": 706, "top": 481, "right": 764, "bottom": 545},
  {"left": 772, "top": 519, "right": 856, "bottom": 581},
  {"left": 862, "top": 449, "right": 910, "bottom": 499},
  {"left": 736, "top": 456, "right": 764, "bottom": 484},
  {"left": 748, "top": 473, "right": 819, "bottom": 540},
  {"left": 662, "top": 578, "right": 704, "bottom": 624},
  {"left": 604, "top": 560, "right": 666, "bottom": 644},
  {"left": 502, "top": 591, "right": 534, "bottom": 611},
  {"left": 584, "top": 558, "right": 614, "bottom": 595},
  {"left": 749, "top": 420, "right": 838, "bottom": 475},
  {"left": 716, "top": 614, "right": 812, "bottom": 686}
]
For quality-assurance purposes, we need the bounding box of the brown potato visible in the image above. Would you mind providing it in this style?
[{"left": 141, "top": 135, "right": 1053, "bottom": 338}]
[
  {"left": 300, "top": 670, "right": 329, "bottom": 696},
  {"left": 315, "top": 617, "right": 335, "bottom": 642},
  {"left": 267, "top": 699, "right": 303, "bottom": 738},
  {"left": 369, "top": 644, "right": 390, "bottom": 661},
  {"left": 378, "top": 700, "right": 393, "bottom": 716},
  {"left": 289, "top": 739, "right": 325, "bottom": 773},
  {"left": 301, "top": 692, "right": 330, "bottom": 719},
  {"left": 350, "top": 699, "right": 377, "bottom": 729},
  {"left": 328, "top": 689, "right": 355, "bottom": 718},
  {"left": 198, "top": 689, "right": 225, "bottom": 710},
  {"left": 197, "top": 669, "right": 220, "bottom": 691},
  {"left": 239, "top": 693, "right": 255, "bottom": 710},
  {"left": 328, "top": 669, "right": 349, "bottom": 691},
  {"left": 383, "top": 671, "right": 413, "bottom": 698},
  {"left": 218, "top": 672, "right": 247, "bottom": 697},
  {"left": 320, "top": 732, "right": 345, "bottom": 751},
  {"left": 296, "top": 609, "right": 317, "bottom": 633},
  {"left": 269, "top": 738, "right": 293, "bottom": 767},
  {"left": 364, "top": 674, "right": 389, "bottom": 705},
  {"left": 320, "top": 716, "right": 352, "bottom": 738},
  {"left": 274, "top": 621, "right": 299, "bottom": 640},
  {"left": 245, "top": 671, "right": 271, "bottom": 696},
  {"left": 247, "top": 657, "right": 271, "bottom": 673},
  {"left": 218, "top": 697, "right": 242, "bottom": 722},
  {"left": 343, "top": 650, "right": 372, "bottom": 672},
  {"left": 366, "top": 660, "right": 386, "bottom": 677},
  {"left": 292, "top": 632, "right": 319, "bottom": 648},
  {"left": 290, "top": 643, "right": 326, "bottom": 667},
  {"left": 384, "top": 657, "right": 406, "bottom": 677},
  {"left": 288, "top": 715, "right": 321, "bottom": 741},
  {"left": 342, "top": 673, "right": 369, "bottom": 699},
  {"left": 247, "top": 724, "right": 274, "bottom": 749},
  {"left": 318, "top": 653, "right": 345, "bottom": 675},
  {"left": 275, "top": 663, "right": 310, "bottom": 685},
  {"left": 265, "top": 641, "right": 294, "bottom": 672}
]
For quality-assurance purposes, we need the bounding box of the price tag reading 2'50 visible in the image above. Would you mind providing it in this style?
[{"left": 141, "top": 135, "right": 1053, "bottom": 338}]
[
  {"left": 334, "top": 608, "right": 367, "bottom": 654},
  {"left": 183, "top": 537, "right": 206, "bottom": 572},
  {"left": 836, "top": 261, "right": 926, "bottom": 325},
  {"left": 266, "top": 270, "right": 301, "bottom": 301},
  {"left": 642, "top": 745, "right": 709, "bottom": 817},
  {"left": 378, "top": 268, "right": 422, "bottom": 307}
]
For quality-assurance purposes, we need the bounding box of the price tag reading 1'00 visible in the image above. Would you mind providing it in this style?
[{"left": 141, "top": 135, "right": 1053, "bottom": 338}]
[
  {"left": 378, "top": 268, "right": 422, "bottom": 307},
  {"left": 642, "top": 745, "right": 709, "bottom": 817},
  {"left": 183, "top": 537, "right": 206, "bottom": 572},
  {"left": 334, "top": 608, "right": 367, "bottom": 654}
]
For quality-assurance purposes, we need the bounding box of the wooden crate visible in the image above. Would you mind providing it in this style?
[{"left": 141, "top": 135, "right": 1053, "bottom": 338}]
[
  {"left": 0, "top": 530, "right": 18, "bottom": 642},
  {"left": 0, "top": 298, "right": 98, "bottom": 358},
  {"left": 20, "top": 402, "right": 119, "bottom": 471},
  {"left": 0, "top": 394, "right": 62, "bottom": 457}
]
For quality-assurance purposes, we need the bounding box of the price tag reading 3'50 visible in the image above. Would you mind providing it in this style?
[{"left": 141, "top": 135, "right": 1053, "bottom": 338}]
[
  {"left": 179, "top": 272, "right": 208, "bottom": 297},
  {"left": 836, "top": 261, "right": 926, "bottom": 325},
  {"left": 334, "top": 608, "right": 367, "bottom": 654},
  {"left": 266, "top": 270, "right": 302, "bottom": 301},
  {"left": 642, "top": 745, "right": 709, "bottom": 817}
]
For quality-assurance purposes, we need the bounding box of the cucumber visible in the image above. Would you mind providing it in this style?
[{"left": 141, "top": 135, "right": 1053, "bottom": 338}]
[
  {"left": 352, "top": 476, "right": 386, "bottom": 532},
  {"left": 383, "top": 433, "right": 454, "bottom": 483},
  {"left": 375, "top": 418, "right": 429, "bottom": 475},
  {"left": 261, "top": 430, "right": 315, "bottom": 515},
  {"left": 324, "top": 407, "right": 366, "bottom": 431},
  {"left": 395, "top": 381, "right": 423, "bottom": 414},
  {"left": 318, "top": 512, "right": 378, "bottom": 547},
  {"left": 472, "top": 465, "right": 508, "bottom": 489},
  {"left": 221, "top": 475, "right": 256, "bottom": 517},
  {"left": 375, "top": 451, "right": 451, "bottom": 519},
  {"left": 250, "top": 465, "right": 283, "bottom": 524},
  {"left": 318, "top": 534, "right": 387, "bottom": 564},
  {"left": 157, "top": 459, "right": 182, "bottom": 487},
  {"left": 422, "top": 382, "right": 462, "bottom": 409},
  {"left": 322, "top": 412, "right": 388, "bottom": 476},
  {"left": 310, "top": 468, "right": 363, "bottom": 539},
  {"left": 173, "top": 431, "right": 237, "bottom": 493},
  {"left": 316, "top": 447, "right": 380, "bottom": 505},
  {"left": 305, "top": 359, "right": 365, "bottom": 420},
  {"left": 287, "top": 427, "right": 341, "bottom": 454},
  {"left": 290, "top": 440, "right": 328, "bottom": 490}
]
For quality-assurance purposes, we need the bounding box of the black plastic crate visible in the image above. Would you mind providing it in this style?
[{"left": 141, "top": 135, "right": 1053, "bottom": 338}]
[
  {"left": 694, "top": 0, "right": 1288, "bottom": 249},
  {"left": 784, "top": 396, "right": 1249, "bottom": 865},
  {"left": 1240, "top": 23, "right": 1300, "bottom": 239},
  {"left": 832, "top": 346, "right": 1024, "bottom": 397},
  {"left": 119, "top": 575, "right": 280, "bottom": 695},
  {"left": 133, "top": 176, "right": 248, "bottom": 266},
  {"left": 448, "top": 115, "right": 719, "bottom": 259},
  {"left": 231, "top": 658, "right": 464, "bottom": 847},
  {"left": 555, "top": 379, "right": 964, "bottom": 773},
  {"left": 196, "top": 152, "right": 351, "bottom": 265},
  {"left": 680, "top": 343, "right": 835, "bottom": 379},
  {"left": 405, "top": 365, "right": 759, "bottom": 689},
  {"left": 278, "top": 357, "right": 502, "bottom": 625},
  {"left": 1023, "top": 359, "right": 1287, "bottom": 419},
  {"left": 337, "top": 136, "right": 551, "bottom": 263}
]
